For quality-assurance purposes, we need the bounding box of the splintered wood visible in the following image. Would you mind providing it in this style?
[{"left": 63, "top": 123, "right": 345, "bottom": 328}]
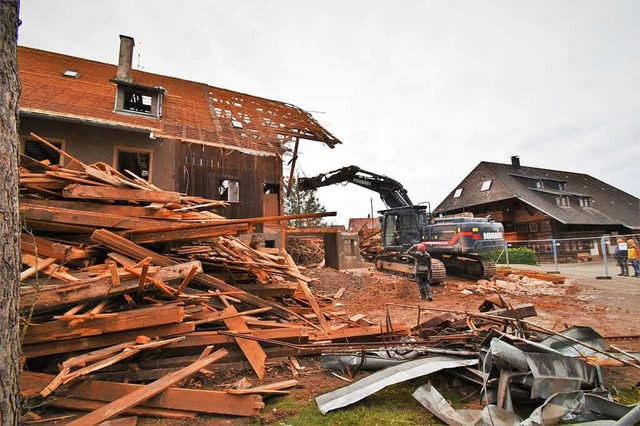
[{"left": 18, "top": 135, "right": 405, "bottom": 422}]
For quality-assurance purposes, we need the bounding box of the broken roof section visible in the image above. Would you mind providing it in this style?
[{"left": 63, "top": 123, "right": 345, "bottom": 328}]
[{"left": 17, "top": 44, "right": 341, "bottom": 156}]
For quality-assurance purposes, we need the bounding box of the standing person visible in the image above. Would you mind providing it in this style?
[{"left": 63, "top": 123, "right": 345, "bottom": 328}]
[
  {"left": 406, "top": 242, "right": 433, "bottom": 301},
  {"left": 627, "top": 239, "right": 640, "bottom": 278},
  {"left": 614, "top": 238, "right": 629, "bottom": 276}
]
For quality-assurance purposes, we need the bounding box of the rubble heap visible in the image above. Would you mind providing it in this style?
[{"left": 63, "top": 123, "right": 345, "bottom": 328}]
[{"left": 18, "top": 135, "right": 409, "bottom": 424}]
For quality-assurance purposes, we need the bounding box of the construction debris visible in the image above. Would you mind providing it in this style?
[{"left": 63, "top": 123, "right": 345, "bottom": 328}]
[
  {"left": 315, "top": 297, "right": 640, "bottom": 424},
  {"left": 19, "top": 136, "right": 406, "bottom": 422},
  {"left": 17, "top": 136, "right": 640, "bottom": 423}
]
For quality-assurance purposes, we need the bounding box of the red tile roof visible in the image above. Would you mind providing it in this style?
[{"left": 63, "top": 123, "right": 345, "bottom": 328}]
[{"left": 18, "top": 46, "right": 341, "bottom": 155}]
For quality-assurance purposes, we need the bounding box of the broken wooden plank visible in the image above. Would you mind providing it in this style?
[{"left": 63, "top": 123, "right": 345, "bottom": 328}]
[
  {"left": 65, "top": 349, "right": 228, "bottom": 426},
  {"left": 20, "top": 203, "right": 171, "bottom": 230},
  {"left": 127, "top": 222, "right": 252, "bottom": 244},
  {"left": 221, "top": 305, "right": 267, "bottom": 379},
  {"left": 20, "top": 261, "right": 202, "bottom": 314},
  {"left": 23, "top": 304, "right": 185, "bottom": 345},
  {"left": 23, "top": 322, "right": 196, "bottom": 358},
  {"left": 20, "top": 257, "right": 57, "bottom": 281},
  {"left": 21, "top": 233, "right": 93, "bottom": 263},
  {"left": 62, "top": 184, "right": 182, "bottom": 204},
  {"left": 22, "top": 371, "right": 263, "bottom": 417},
  {"left": 283, "top": 251, "right": 330, "bottom": 331},
  {"left": 226, "top": 379, "right": 298, "bottom": 395}
]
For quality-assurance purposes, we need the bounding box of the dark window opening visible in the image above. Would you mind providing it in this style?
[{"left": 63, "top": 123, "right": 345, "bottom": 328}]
[
  {"left": 24, "top": 140, "right": 61, "bottom": 165},
  {"left": 123, "top": 90, "right": 153, "bottom": 114},
  {"left": 263, "top": 183, "right": 279, "bottom": 194},
  {"left": 265, "top": 240, "right": 276, "bottom": 248},
  {"left": 117, "top": 150, "right": 150, "bottom": 180},
  {"left": 219, "top": 179, "right": 240, "bottom": 202}
]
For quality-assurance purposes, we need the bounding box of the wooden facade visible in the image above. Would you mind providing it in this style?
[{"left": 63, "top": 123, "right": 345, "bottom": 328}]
[{"left": 176, "top": 143, "right": 283, "bottom": 222}]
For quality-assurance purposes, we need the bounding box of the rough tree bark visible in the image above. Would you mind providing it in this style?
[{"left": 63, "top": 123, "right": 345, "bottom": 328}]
[{"left": 0, "top": 0, "right": 21, "bottom": 424}]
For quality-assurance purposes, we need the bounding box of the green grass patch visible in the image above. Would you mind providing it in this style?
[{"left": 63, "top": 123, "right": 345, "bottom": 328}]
[{"left": 257, "top": 375, "right": 475, "bottom": 425}]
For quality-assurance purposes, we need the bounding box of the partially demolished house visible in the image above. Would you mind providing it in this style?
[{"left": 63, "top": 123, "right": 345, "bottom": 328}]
[
  {"left": 18, "top": 35, "right": 340, "bottom": 232},
  {"left": 434, "top": 156, "right": 640, "bottom": 244}
]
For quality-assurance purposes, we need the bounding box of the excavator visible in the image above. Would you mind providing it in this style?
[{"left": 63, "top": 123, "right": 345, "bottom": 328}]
[{"left": 299, "top": 165, "right": 505, "bottom": 282}]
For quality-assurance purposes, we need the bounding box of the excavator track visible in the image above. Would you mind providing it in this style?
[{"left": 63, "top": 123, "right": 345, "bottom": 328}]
[
  {"left": 374, "top": 253, "right": 447, "bottom": 284},
  {"left": 433, "top": 254, "right": 496, "bottom": 281}
]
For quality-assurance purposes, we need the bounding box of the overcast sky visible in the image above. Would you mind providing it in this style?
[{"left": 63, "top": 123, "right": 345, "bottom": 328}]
[{"left": 18, "top": 1, "right": 640, "bottom": 226}]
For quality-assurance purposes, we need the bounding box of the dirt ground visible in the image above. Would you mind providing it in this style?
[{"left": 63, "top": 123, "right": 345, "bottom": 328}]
[{"left": 143, "top": 263, "right": 640, "bottom": 425}]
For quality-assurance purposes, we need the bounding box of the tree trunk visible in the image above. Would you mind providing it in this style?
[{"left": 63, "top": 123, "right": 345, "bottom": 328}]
[{"left": 0, "top": 0, "right": 21, "bottom": 424}]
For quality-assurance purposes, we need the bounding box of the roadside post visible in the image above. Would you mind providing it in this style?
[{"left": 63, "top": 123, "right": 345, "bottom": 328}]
[
  {"left": 549, "top": 239, "right": 560, "bottom": 274},
  {"left": 505, "top": 241, "right": 510, "bottom": 266},
  {"left": 596, "top": 235, "right": 611, "bottom": 280}
]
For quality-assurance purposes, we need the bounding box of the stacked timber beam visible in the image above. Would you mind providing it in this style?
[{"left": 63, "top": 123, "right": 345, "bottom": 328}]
[{"left": 19, "top": 135, "right": 408, "bottom": 424}]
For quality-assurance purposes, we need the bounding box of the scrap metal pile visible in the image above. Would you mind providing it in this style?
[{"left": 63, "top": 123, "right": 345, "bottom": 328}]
[
  {"left": 316, "top": 297, "right": 640, "bottom": 424},
  {"left": 18, "top": 136, "right": 409, "bottom": 424}
]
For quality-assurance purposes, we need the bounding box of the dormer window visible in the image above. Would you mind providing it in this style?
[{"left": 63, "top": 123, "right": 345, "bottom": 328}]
[
  {"left": 113, "top": 81, "right": 164, "bottom": 118},
  {"left": 123, "top": 90, "right": 152, "bottom": 114},
  {"left": 579, "top": 197, "right": 591, "bottom": 207},
  {"left": 556, "top": 195, "right": 570, "bottom": 207}
]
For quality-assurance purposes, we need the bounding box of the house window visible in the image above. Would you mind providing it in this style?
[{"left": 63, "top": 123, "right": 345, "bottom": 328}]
[
  {"left": 113, "top": 83, "right": 164, "bottom": 118},
  {"left": 541, "top": 220, "right": 551, "bottom": 232},
  {"left": 481, "top": 180, "right": 492, "bottom": 191},
  {"left": 23, "top": 138, "right": 63, "bottom": 165},
  {"left": 263, "top": 183, "right": 279, "bottom": 194},
  {"left": 453, "top": 188, "right": 463, "bottom": 198},
  {"left": 219, "top": 179, "right": 240, "bottom": 202},
  {"left": 536, "top": 180, "right": 543, "bottom": 189},
  {"left": 115, "top": 148, "right": 151, "bottom": 180},
  {"left": 559, "top": 182, "right": 567, "bottom": 191},
  {"left": 579, "top": 197, "right": 591, "bottom": 207},
  {"left": 556, "top": 195, "right": 570, "bottom": 207},
  {"left": 123, "top": 90, "right": 153, "bottom": 114},
  {"left": 529, "top": 222, "right": 539, "bottom": 233}
]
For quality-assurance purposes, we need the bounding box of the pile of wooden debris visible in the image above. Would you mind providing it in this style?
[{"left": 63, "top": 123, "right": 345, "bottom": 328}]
[{"left": 19, "top": 135, "right": 409, "bottom": 424}]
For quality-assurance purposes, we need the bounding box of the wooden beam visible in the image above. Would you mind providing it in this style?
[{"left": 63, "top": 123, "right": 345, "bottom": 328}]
[
  {"left": 19, "top": 257, "right": 57, "bottom": 281},
  {"left": 22, "top": 304, "right": 185, "bottom": 345},
  {"left": 65, "top": 349, "right": 228, "bottom": 426},
  {"left": 221, "top": 306, "right": 266, "bottom": 379},
  {"left": 20, "top": 203, "right": 171, "bottom": 230},
  {"left": 22, "top": 371, "right": 263, "bottom": 417},
  {"left": 62, "top": 184, "right": 182, "bottom": 204},
  {"left": 121, "top": 211, "right": 337, "bottom": 237},
  {"left": 20, "top": 261, "right": 202, "bottom": 314},
  {"left": 23, "top": 322, "right": 196, "bottom": 359},
  {"left": 283, "top": 252, "right": 330, "bottom": 331}
]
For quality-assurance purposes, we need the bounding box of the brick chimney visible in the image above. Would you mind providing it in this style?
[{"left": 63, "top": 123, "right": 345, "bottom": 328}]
[
  {"left": 116, "top": 35, "right": 135, "bottom": 82},
  {"left": 511, "top": 155, "right": 521, "bottom": 169}
]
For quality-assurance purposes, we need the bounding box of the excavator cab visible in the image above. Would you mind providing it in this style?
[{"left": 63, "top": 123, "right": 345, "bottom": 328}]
[{"left": 381, "top": 206, "right": 428, "bottom": 250}]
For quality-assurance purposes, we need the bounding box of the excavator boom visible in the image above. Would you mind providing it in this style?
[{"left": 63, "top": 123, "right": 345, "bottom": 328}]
[{"left": 299, "top": 165, "right": 413, "bottom": 209}]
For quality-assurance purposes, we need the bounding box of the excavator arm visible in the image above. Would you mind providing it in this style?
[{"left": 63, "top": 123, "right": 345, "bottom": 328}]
[{"left": 298, "top": 165, "right": 413, "bottom": 209}]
